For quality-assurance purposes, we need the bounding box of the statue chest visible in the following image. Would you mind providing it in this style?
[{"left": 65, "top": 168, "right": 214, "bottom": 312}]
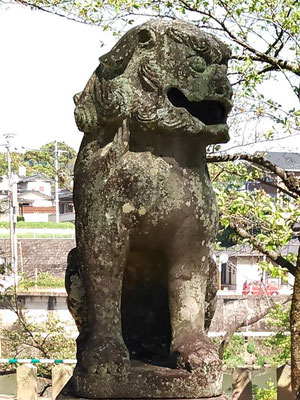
[{"left": 76, "top": 150, "right": 218, "bottom": 236}]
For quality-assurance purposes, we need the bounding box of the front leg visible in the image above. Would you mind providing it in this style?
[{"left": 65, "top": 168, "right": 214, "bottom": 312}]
[
  {"left": 77, "top": 223, "right": 130, "bottom": 376},
  {"left": 167, "top": 223, "right": 220, "bottom": 374}
]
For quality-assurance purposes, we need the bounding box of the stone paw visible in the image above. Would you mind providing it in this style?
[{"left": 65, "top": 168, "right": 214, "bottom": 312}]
[
  {"left": 172, "top": 334, "right": 221, "bottom": 375},
  {"left": 81, "top": 337, "right": 130, "bottom": 375}
]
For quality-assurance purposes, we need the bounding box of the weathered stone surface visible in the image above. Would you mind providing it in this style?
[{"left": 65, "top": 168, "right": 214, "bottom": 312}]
[
  {"left": 17, "top": 363, "right": 37, "bottom": 400},
  {"left": 59, "top": 362, "right": 223, "bottom": 398},
  {"left": 57, "top": 396, "right": 229, "bottom": 400},
  {"left": 277, "top": 364, "right": 295, "bottom": 400},
  {"left": 231, "top": 368, "right": 252, "bottom": 400},
  {"left": 66, "top": 18, "right": 232, "bottom": 399},
  {"left": 52, "top": 364, "right": 73, "bottom": 400}
]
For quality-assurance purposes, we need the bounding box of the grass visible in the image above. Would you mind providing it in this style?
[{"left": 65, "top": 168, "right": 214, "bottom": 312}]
[
  {"left": 0, "top": 233, "right": 74, "bottom": 238},
  {"left": 16, "top": 233, "right": 35, "bottom": 238},
  {"left": 0, "top": 221, "right": 74, "bottom": 229},
  {"left": 18, "top": 271, "right": 65, "bottom": 290},
  {"left": 53, "top": 233, "right": 73, "bottom": 238}
]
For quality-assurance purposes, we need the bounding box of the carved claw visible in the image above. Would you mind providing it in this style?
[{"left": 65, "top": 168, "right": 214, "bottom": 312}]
[
  {"left": 81, "top": 337, "right": 130, "bottom": 376},
  {"left": 107, "top": 119, "right": 130, "bottom": 162},
  {"left": 172, "top": 334, "right": 221, "bottom": 374}
]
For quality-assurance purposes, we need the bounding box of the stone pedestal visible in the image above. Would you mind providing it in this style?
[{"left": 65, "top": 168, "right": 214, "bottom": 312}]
[
  {"left": 56, "top": 362, "right": 225, "bottom": 399},
  {"left": 57, "top": 397, "right": 229, "bottom": 400}
]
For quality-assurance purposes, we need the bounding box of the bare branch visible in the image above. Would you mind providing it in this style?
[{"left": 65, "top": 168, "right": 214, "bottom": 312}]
[
  {"left": 219, "top": 295, "right": 292, "bottom": 357},
  {"left": 207, "top": 153, "right": 300, "bottom": 197}
]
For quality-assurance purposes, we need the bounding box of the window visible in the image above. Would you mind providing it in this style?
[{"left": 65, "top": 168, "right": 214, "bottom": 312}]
[{"left": 221, "top": 257, "right": 237, "bottom": 290}]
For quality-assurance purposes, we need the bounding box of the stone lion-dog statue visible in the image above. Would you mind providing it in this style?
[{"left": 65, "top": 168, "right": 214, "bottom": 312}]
[{"left": 64, "top": 18, "right": 232, "bottom": 399}]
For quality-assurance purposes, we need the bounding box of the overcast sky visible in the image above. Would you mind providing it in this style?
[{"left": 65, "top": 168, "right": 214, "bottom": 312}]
[
  {"left": 0, "top": 4, "right": 116, "bottom": 152},
  {"left": 0, "top": 4, "right": 299, "bottom": 154}
]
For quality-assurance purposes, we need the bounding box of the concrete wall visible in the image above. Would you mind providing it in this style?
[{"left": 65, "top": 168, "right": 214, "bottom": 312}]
[
  {"left": 0, "top": 292, "right": 75, "bottom": 328},
  {"left": 23, "top": 213, "right": 50, "bottom": 222},
  {"left": 49, "top": 212, "right": 75, "bottom": 222},
  {"left": 0, "top": 239, "right": 75, "bottom": 278},
  {"left": 0, "top": 293, "right": 290, "bottom": 332}
]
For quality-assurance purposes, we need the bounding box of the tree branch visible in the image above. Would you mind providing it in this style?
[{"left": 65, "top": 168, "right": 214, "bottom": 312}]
[
  {"left": 207, "top": 153, "right": 300, "bottom": 197},
  {"left": 219, "top": 295, "right": 292, "bottom": 358},
  {"left": 178, "top": 0, "right": 300, "bottom": 76},
  {"left": 228, "top": 218, "right": 295, "bottom": 276}
]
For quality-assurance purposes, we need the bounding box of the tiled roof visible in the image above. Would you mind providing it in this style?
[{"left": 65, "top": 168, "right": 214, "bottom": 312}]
[{"left": 18, "top": 173, "right": 53, "bottom": 183}]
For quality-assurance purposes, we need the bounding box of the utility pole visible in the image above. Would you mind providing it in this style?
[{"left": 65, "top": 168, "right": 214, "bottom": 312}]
[
  {"left": 3, "top": 133, "right": 18, "bottom": 286},
  {"left": 54, "top": 141, "right": 68, "bottom": 223},
  {"left": 54, "top": 141, "right": 59, "bottom": 223}
]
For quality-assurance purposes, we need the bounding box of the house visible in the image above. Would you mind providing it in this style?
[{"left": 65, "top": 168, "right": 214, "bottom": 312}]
[
  {"left": 216, "top": 242, "right": 296, "bottom": 295},
  {"left": 48, "top": 188, "right": 75, "bottom": 223},
  {"left": 18, "top": 173, "right": 55, "bottom": 222},
  {"left": 0, "top": 170, "right": 75, "bottom": 223}
]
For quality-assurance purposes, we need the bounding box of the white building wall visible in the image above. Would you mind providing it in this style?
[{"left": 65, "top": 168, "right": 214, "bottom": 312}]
[
  {"left": 27, "top": 181, "right": 51, "bottom": 196},
  {"left": 31, "top": 199, "right": 53, "bottom": 207},
  {"left": 23, "top": 213, "right": 50, "bottom": 222},
  {"left": 235, "top": 258, "right": 262, "bottom": 294}
]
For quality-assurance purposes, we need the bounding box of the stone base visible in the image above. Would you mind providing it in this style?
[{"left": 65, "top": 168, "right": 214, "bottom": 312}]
[
  {"left": 57, "top": 361, "right": 224, "bottom": 399},
  {"left": 57, "top": 396, "right": 229, "bottom": 400}
]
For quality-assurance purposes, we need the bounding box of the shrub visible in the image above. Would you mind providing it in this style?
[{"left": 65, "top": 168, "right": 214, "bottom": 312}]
[
  {"left": 222, "top": 334, "right": 245, "bottom": 368},
  {"left": 37, "top": 272, "right": 65, "bottom": 288},
  {"left": 253, "top": 381, "right": 276, "bottom": 400},
  {"left": 17, "top": 272, "right": 65, "bottom": 290},
  {"left": 247, "top": 342, "right": 256, "bottom": 354}
]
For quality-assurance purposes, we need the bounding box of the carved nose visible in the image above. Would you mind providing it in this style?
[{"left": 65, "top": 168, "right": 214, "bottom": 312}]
[
  {"left": 214, "top": 78, "right": 233, "bottom": 98},
  {"left": 73, "top": 92, "right": 82, "bottom": 105},
  {"left": 207, "top": 65, "right": 233, "bottom": 99}
]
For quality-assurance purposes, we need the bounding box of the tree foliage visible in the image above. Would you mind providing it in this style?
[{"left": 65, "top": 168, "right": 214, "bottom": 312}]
[
  {"left": 1, "top": 288, "right": 76, "bottom": 376},
  {"left": 23, "top": 141, "right": 76, "bottom": 189},
  {"left": 0, "top": 141, "right": 76, "bottom": 190},
  {"left": 208, "top": 154, "right": 299, "bottom": 277},
  {"left": 2, "top": 0, "right": 299, "bottom": 148},
  {"left": 208, "top": 153, "right": 300, "bottom": 395}
]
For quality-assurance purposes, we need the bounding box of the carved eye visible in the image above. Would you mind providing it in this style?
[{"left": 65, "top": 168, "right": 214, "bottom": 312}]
[
  {"left": 189, "top": 56, "right": 207, "bottom": 73},
  {"left": 138, "top": 29, "right": 156, "bottom": 48}
]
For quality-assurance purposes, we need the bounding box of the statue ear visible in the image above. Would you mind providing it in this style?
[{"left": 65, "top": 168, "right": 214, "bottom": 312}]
[{"left": 138, "top": 28, "right": 156, "bottom": 48}]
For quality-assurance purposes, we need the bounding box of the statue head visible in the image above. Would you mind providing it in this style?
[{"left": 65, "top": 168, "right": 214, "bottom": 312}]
[{"left": 74, "top": 19, "right": 232, "bottom": 145}]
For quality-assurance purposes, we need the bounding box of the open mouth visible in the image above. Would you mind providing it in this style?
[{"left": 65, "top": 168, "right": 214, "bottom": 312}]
[{"left": 167, "top": 88, "right": 227, "bottom": 125}]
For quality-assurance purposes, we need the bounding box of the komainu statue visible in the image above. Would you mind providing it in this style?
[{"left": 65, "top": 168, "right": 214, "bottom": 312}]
[{"left": 63, "top": 18, "right": 232, "bottom": 399}]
